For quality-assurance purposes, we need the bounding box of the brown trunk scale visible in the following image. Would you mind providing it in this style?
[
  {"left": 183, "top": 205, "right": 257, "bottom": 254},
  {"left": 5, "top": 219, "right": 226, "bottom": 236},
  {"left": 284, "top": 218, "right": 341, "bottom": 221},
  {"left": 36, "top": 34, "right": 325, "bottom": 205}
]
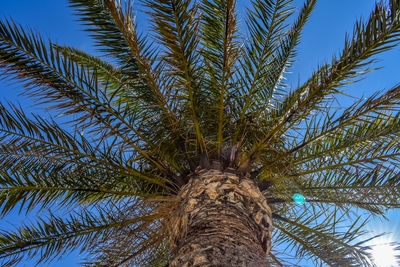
[{"left": 167, "top": 169, "right": 273, "bottom": 266}]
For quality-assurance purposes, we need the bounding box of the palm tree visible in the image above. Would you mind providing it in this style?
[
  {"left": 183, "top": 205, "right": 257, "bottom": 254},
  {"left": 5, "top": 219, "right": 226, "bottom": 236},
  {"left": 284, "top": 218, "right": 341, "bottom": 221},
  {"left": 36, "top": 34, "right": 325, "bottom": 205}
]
[{"left": 1, "top": 0, "right": 400, "bottom": 265}]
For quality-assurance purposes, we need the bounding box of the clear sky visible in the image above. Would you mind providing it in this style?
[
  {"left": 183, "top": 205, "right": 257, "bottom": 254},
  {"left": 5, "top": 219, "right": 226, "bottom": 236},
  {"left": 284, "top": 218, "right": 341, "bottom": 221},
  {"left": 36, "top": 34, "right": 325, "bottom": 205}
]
[{"left": 0, "top": 0, "right": 399, "bottom": 266}]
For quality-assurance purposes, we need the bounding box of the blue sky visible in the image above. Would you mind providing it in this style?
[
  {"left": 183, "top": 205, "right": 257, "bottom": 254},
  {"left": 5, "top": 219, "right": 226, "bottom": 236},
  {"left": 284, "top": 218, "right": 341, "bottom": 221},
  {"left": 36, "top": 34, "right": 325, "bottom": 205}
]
[{"left": 0, "top": 0, "right": 399, "bottom": 266}]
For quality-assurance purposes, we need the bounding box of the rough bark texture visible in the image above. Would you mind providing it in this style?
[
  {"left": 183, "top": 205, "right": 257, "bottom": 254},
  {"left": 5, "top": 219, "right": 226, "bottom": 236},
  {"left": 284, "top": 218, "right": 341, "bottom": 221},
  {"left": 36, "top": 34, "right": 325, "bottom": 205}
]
[{"left": 167, "top": 169, "right": 272, "bottom": 266}]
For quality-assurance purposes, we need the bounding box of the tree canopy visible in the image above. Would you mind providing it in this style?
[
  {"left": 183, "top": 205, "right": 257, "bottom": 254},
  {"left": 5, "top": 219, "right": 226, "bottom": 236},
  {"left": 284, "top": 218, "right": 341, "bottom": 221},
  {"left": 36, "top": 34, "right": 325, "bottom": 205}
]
[{"left": 0, "top": 0, "right": 400, "bottom": 265}]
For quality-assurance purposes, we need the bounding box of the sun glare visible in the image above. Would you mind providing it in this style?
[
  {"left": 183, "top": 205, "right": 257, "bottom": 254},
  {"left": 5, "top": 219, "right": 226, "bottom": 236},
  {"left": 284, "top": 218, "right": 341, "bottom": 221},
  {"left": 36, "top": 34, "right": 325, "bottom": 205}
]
[
  {"left": 366, "top": 218, "right": 400, "bottom": 267},
  {"left": 371, "top": 243, "right": 398, "bottom": 267}
]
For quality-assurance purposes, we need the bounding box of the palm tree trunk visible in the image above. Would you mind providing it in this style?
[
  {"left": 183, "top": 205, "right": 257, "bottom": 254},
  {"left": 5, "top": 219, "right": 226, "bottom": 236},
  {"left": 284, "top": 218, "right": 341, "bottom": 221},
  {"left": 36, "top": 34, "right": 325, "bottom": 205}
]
[{"left": 167, "top": 169, "right": 272, "bottom": 266}]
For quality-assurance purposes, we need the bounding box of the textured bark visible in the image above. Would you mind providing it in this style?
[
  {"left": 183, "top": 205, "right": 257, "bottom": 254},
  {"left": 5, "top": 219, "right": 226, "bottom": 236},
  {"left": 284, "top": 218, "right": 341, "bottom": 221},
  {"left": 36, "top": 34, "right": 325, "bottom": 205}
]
[{"left": 167, "top": 169, "right": 272, "bottom": 266}]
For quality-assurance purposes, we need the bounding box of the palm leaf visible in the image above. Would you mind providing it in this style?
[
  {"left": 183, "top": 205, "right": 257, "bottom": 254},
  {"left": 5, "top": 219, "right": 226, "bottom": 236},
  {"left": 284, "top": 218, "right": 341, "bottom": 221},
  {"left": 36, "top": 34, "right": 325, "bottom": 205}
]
[
  {"left": 68, "top": 0, "right": 140, "bottom": 69},
  {"left": 0, "top": 19, "right": 172, "bottom": 173},
  {"left": 273, "top": 207, "right": 374, "bottom": 266},
  {"left": 265, "top": 167, "right": 400, "bottom": 215},
  {"left": 0, "top": 102, "right": 164, "bottom": 185},
  {"left": 260, "top": 0, "right": 317, "bottom": 110},
  {"left": 200, "top": 0, "right": 240, "bottom": 154},
  {"left": 242, "top": 1, "right": 400, "bottom": 164},
  {"left": 0, "top": 206, "right": 163, "bottom": 266},
  {"left": 0, "top": 164, "right": 164, "bottom": 218},
  {"left": 143, "top": 0, "right": 207, "bottom": 155},
  {"left": 1, "top": 0, "right": 400, "bottom": 265},
  {"left": 288, "top": 84, "right": 400, "bottom": 156},
  {"left": 101, "top": 0, "right": 192, "bottom": 169},
  {"left": 53, "top": 45, "right": 187, "bottom": 173},
  {"left": 234, "top": 0, "right": 293, "bottom": 141}
]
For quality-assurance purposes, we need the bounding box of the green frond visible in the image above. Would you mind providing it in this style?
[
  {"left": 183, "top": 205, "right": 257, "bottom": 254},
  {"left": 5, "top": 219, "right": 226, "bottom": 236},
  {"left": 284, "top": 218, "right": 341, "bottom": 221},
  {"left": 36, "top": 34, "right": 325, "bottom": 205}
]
[
  {"left": 234, "top": 0, "right": 294, "bottom": 141},
  {"left": 304, "top": 168, "right": 400, "bottom": 214},
  {"left": 273, "top": 207, "right": 374, "bottom": 266},
  {"left": 84, "top": 217, "right": 169, "bottom": 266},
  {"left": 261, "top": 0, "right": 316, "bottom": 107},
  {"left": 266, "top": 167, "right": 400, "bottom": 215},
  {"left": 303, "top": 185, "right": 400, "bottom": 215},
  {"left": 144, "top": 0, "right": 207, "bottom": 155},
  {"left": 68, "top": 0, "right": 169, "bottom": 112},
  {"left": 1, "top": 0, "right": 400, "bottom": 265},
  {"left": 53, "top": 45, "right": 131, "bottom": 95},
  {"left": 54, "top": 45, "right": 191, "bottom": 174},
  {"left": 0, "top": 102, "right": 165, "bottom": 187},
  {"left": 293, "top": 113, "right": 400, "bottom": 176},
  {"left": 282, "top": 89, "right": 400, "bottom": 173},
  {"left": 288, "top": 85, "right": 400, "bottom": 156},
  {"left": 257, "top": 86, "right": 400, "bottom": 205},
  {"left": 200, "top": 0, "right": 241, "bottom": 153},
  {"left": 68, "top": 0, "right": 141, "bottom": 73},
  {"left": 242, "top": 1, "right": 400, "bottom": 164},
  {"left": 0, "top": 207, "right": 163, "bottom": 266},
  {"left": 101, "top": 0, "right": 192, "bottom": 170},
  {"left": 0, "top": 19, "right": 173, "bottom": 174},
  {"left": 0, "top": 164, "right": 164, "bottom": 218}
]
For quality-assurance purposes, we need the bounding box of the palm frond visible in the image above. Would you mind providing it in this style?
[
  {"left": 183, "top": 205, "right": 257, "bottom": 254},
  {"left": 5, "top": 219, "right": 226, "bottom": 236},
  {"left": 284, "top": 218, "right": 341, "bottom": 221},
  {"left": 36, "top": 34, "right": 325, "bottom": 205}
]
[
  {"left": 0, "top": 205, "right": 163, "bottom": 266},
  {"left": 68, "top": 0, "right": 140, "bottom": 70},
  {"left": 102, "top": 0, "right": 192, "bottom": 169},
  {"left": 261, "top": 0, "right": 316, "bottom": 109},
  {"left": 0, "top": 102, "right": 164, "bottom": 186},
  {"left": 54, "top": 45, "right": 189, "bottom": 173},
  {"left": 265, "top": 167, "right": 400, "bottom": 215},
  {"left": 257, "top": 86, "right": 400, "bottom": 215},
  {"left": 0, "top": 19, "right": 172, "bottom": 173},
  {"left": 0, "top": 164, "right": 165, "bottom": 218},
  {"left": 53, "top": 45, "right": 134, "bottom": 98},
  {"left": 68, "top": 0, "right": 175, "bottom": 119},
  {"left": 294, "top": 113, "right": 400, "bottom": 176},
  {"left": 200, "top": 0, "right": 240, "bottom": 153},
  {"left": 144, "top": 0, "right": 207, "bottom": 155},
  {"left": 84, "top": 215, "right": 169, "bottom": 266},
  {"left": 288, "top": 85, "right": 400, "bottom": 155},
  {"left": 305, "top": 167, "right": 400, "bottom": 214},
  {"left": 234, "top": 0, "right": 293, "bottom": 141},
  {"left": 280, "top": 89, "right": 400, "bottom": 177},
  {"left": 273, "top": 207, "right": 374, "bottom": 266},
  {"left": 242, "top": 1, "right": 400, "bottom": 164}
]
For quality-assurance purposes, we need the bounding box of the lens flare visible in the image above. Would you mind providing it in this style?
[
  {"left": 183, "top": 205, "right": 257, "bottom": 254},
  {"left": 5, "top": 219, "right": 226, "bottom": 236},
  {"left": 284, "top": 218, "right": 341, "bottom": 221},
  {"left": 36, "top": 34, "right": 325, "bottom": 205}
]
[
  {"left": 367, "top": 221, "right": 399, "bottom": 267},
  {"left": 371, "top": 243, "right": 398, "bottom": 267},
  {"left": 292, "top": 193, "right": 305, "bottom": 204}
]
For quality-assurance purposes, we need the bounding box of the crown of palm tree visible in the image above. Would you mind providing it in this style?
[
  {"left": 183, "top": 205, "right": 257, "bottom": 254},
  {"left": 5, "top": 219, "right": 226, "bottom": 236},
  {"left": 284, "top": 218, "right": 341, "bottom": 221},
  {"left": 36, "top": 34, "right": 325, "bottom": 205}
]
[{"left": 1, "top": 0, "right": 400, "bottom": 265}]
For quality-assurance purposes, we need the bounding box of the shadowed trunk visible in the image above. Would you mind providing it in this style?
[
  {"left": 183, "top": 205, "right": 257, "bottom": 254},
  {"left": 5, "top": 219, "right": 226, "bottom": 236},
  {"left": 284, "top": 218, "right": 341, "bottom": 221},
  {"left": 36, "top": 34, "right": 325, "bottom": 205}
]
[{"left": 167, "top": 169, "right": 272, "bottom": 266}]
